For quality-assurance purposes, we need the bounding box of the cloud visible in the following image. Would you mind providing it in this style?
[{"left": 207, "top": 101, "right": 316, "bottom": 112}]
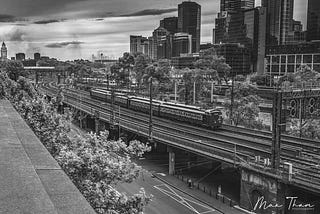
[
  {"left": 34, "top": 19, "right": 63, "bottom": 24},
  {"left": 121, "top": 8, "right": 177, "bottom": 17},
  {"left": 0, "top": 14, "right": 18, "bottom": 22},
  {"left": 5, "top": 29, "right": 26, "bottom": 41},
  {"left": 45, "top": 41, "right": 84, "bottom": 48}
]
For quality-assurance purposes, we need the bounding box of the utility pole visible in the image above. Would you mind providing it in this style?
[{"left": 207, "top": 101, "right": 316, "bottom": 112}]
[
  {"left": 193, "top": 81, "right": 196, "bottom": 104},
  {"left": 211, "top": 81, "right": 214, "bottom": 103},
  {"left": 111, "top": 89, "right": 115, "bottom": 129},
  {"left": 174, "top": 80, "right": 177, "bottom": 102},
  {"left": 230, "top": 75, "right": 235, "bottom": 124},
  {"left": 149, "top": 77, "right": 153, "bottom": 143},
  {"left": 271, "top": 88, "right": 282, "bottom": 170}
]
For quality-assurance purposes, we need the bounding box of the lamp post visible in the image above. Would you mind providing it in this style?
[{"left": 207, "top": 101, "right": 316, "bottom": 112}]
[{"left": 149, "top": 77, "right": 153, "bottom": 143}]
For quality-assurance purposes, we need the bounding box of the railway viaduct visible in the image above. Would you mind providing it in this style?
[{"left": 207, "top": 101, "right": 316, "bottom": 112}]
[{"left": 41, "top": 84, "right": 320, "bottom": 214}]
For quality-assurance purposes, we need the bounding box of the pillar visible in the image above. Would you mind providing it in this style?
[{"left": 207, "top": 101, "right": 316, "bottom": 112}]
[
  {"left": 167, "top": 146, "right": 175, "bottom": 175},
  {"left": 95, "top": 118, "right": 99, "bottom": 133},
  {"left": 240, "top": 168, "right": 287, "bottom": 214}
]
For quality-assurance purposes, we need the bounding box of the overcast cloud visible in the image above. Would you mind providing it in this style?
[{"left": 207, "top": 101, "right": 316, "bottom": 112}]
[{"left": 0, "top": 0, "right": 308, "bottom": 60}]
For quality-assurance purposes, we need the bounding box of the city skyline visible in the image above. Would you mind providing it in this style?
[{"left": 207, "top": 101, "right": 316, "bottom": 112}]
[{"left": 0, "top": 0, "right": 308, "bottom": 60}]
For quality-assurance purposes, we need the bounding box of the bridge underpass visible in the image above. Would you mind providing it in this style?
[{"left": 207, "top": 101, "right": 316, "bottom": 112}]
[{"left": 41, "top": 84, "right": 320, "bottom": 214}]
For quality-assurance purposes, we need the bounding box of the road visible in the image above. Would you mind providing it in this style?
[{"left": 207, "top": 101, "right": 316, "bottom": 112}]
[
  {"left": 68, "top": 123, "right": 221, "bottom": 214},
  {"left": 117, "top": 170, "right": 221, "bottom": 214}
]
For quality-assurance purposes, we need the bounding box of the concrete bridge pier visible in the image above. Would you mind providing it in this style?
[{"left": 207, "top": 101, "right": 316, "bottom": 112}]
[
  {"left": 167, "top": 146, "right": 175, "bottom": 175},
  {"left": 240, "top": 168, "right": 287, "bottom": 214}
]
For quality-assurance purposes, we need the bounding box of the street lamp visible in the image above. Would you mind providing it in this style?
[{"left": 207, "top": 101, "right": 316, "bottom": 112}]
[{"left": 149, "top": 77, "right": 153, "bottom": 143}]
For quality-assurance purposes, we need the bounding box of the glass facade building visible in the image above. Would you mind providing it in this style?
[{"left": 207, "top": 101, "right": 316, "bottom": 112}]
[
  {"left": 307, "top": 0, "right": 320, "bottom": 41},
  {"left": 160, "top": 17, "right": 178, "bottom": 34},
  {"left": 265, "top": 42, "right": 320, "bottom": 76},
  {"left": 178, "top": 1, "right": 201, "bottom": 53},
  {"left": 262, "top": 0, "right": 294, "bottom": 46},
  {"left": 212, "top": 43, "right": 251, "bottom": 76},
  {"left": 220, "top": 0, "right": 254, "bottom": 13}
]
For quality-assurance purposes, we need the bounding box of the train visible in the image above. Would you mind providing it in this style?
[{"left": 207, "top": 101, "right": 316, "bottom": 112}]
[{"left": 90, "top": 88, "right": 223, "bottom": 129}]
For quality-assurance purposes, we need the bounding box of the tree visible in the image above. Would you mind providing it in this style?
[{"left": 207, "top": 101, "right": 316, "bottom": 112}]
[
  {"left": 194, "top": 47, "right": 231, "bottom": 85},
  {"left": 224, "top": 80, "right": 265, "bottom": 129},
  {"left": 0, "top": 60, "right": 26, "bottom": 81},
  {"left": 278, "top": 65, "right": 320, "bottom": 87},
  {"left": 118, "top": 52, "right": 135, "bottom": 88},
  {"left": 1, "top": 72, "right": 152, "bottom": 213},
  {"left": 132, "top": 53, "right": 151, "bottom": 89}
]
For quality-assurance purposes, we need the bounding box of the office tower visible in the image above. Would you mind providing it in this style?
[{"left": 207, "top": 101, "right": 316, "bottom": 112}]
[
  {"left": 160, "top": 17, "right": 178, "bottom": 34},
  {"left": 256, "top": 7, "right": 267, "bottom": 74},
  {"left": 130, "top": 35, "right": 147, "bottom": 55},
  {"left": 214, "top": 11, "right": 231, "bottom": 44},
  {"left": 307, "top": 0, "right": 320, "bottom": 41},
  {"left": 172, "top": 32, "right": 192, "bottom": 57},
  {"left": 147, "top": 37, "right": 154, "bottom": 59},
  {"left": 16, "top": 53, "right": 26, "bottom": 61},
  {"left": 152, "top": 27, "right": 170, "bottom": 60},
  {"left": 178, "top": 1, "right": 201, "bottom": 53},
  {"left": 34, "top": 53, "right": 41, "bottom": 61},
  {"left": 1, "top": 42, "right": 7, "bottom": 61},
  {"left": 220, "top": 0, "right": 254, "bottom": 13},
  {"left": 262, "top": 0, "right": 294, "bottom": 46},
  {"left": 213, "top": 43, "right": 251, "bottom": 76}
]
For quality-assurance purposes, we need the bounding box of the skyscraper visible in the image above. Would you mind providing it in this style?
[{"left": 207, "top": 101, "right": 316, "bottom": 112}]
[
  {"left": 152, "top": 27, "right": 170, "bottom": 60},
  {"left": 160, "top": 17, "right": 178, "bottom": 34},
  {"left": 307, "top": 0, "right": 320, "bottom": 41},
  {"left": 220, "top": 0, "right": 254, "bottom": 13},
  {"left": 178, "top": 1, "right": 201, "bottom": 53},
  {"left": 262, "top": 0, "right": 294, "bottom": 46},
  {"left": 130, "top": 35, "right": 147, "bottom": 55},
  {"left": 1, "top": 42, "right": 7, "bottom": 61}
]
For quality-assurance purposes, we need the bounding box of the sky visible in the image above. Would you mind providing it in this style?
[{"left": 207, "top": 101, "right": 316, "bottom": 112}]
[{"left": 0, "top": 0, "right": 308, "bottom": 61}]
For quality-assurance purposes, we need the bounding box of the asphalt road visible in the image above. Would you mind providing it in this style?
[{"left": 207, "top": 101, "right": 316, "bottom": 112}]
[{"left": 117, "top": 170, "right": 221, "bottom": 214}]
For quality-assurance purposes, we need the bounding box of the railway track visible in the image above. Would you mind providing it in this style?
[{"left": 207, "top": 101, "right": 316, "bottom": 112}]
[{"left": 41, "top": 85, "right": 320, "bottom": 191}]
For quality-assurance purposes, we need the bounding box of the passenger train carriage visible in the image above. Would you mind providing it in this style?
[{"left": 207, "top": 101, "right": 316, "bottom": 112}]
[{"left": 90, "top": 88, "right": 223, "bottom": 129}]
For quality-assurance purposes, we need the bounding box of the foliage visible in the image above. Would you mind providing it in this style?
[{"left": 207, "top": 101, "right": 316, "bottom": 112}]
[
  {"left": 132, "top": 53, "right": 151, "bottom": 88},
  {"left": 1, "top": 73, "right": 151, "bottom": 213},
  {"left": 0, "top": 60, "right": 26, "bottom": 81},
  {"left": 195, "top": 48, "right": 231, "bottom": 84},
  {"left": 250, "top": 73, "right": 274, "bottom": 86},
  {"left": 287, "top": 119, "right": 320, "bottom": 140},
  {"left": 278, "top": 65, "right": 320, "bottom": 87},
  {"left": 224, "top": 80, "right": 265, "bottom": 128}
]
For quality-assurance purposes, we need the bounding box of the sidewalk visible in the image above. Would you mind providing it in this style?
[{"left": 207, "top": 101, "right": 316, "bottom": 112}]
[
  {"left": 139, "top": 160, "right": 247, "bottom": 214},
  {"left": 0, "top": 100, "right": 95, "bottom": 214}
]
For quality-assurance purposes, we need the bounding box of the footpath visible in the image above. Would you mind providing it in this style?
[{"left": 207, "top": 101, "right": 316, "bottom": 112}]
[{"left": 0, "top": 100, "right": 95, "bottom": 214}]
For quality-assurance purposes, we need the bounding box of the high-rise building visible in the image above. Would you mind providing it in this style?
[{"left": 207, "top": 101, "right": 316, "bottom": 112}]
[
  {"left": 256, "top": 7, "right": 267, "bottom": 74},
  {"left": 172, "top": 32, "right": 192, "bottom": 57},
  {"left": 130, "top": 35, "right": 147, "bottom": 55},
  {"left": 307, "top": 0, "right": 320, "bottom": 41},
  {"left": 160, "top": 17, "right": 178, "bottom": 34},
  {"left": 1, "top": 42, "right": 7, "bottom": 61},
  {"left": 215, "top": 7, "right": 266, "bottom": 73},
  {"left": 34, "top": 53, "right": 41, "bottom": 61},
  {"left": 262, "top": 0, "right": 294, "bottom": 46},
  {"left": 220, "top": 0, "right": 254, "bottom": 13},
  {"left": 178, "top": 1, "right": 201, "bottom": 53},
  {"left": 214, "top": 11, "right": 231, "bottom": 44},
  {"left": 152, "top": 27, "right": 170, "bottom": 60},
  {"left": 213, "top": 43, "right": 251, "bottom": 76},
  {"left": 16, "top": 53, "right": 26, "bottom": 61}
]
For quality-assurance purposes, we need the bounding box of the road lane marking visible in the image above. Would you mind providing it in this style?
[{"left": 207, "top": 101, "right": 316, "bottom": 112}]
[{"left": 154, "top": 184, "right": 217, "bottom": 214}]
